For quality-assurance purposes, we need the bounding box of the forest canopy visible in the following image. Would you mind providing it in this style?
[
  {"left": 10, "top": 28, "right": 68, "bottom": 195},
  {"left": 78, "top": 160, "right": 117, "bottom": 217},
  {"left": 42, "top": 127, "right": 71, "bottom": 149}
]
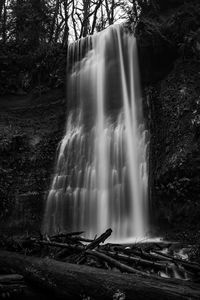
[{"left": 0, "top": 0, "right": 151, "bottom": 95}]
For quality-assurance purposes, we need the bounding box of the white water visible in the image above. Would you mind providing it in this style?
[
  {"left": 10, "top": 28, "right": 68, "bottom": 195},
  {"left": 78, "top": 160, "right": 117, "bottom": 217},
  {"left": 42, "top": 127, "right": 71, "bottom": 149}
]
[{"left": 42, "top": 25, "right": 149, "bottom": 242}]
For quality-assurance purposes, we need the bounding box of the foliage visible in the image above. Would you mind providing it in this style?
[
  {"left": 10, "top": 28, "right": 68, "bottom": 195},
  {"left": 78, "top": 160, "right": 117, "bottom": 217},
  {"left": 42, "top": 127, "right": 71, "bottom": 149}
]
[
  {"left": 9, "top": 0, "right": 50, "bottom": 47},
  {"left": 0, "top": 0, "right": 157, "bottom": 96},
  {"left": 0, "top": 41, "right": 67, "bottom": 95}
]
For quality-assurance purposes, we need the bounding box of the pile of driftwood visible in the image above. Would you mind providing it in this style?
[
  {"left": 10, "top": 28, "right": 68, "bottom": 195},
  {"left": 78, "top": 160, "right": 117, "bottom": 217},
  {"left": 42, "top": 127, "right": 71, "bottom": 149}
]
[
  {"left": 1, "top": 229, "right": 200, "bottom": 299},
  {"left": 6, "top": 228, "right": 200, "bottom": 280}
]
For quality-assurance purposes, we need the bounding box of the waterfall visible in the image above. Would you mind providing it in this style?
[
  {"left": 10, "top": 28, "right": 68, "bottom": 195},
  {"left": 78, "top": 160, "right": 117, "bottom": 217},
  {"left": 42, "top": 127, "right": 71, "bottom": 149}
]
[{"left": 42, "top": 25, "right": 149, "bottom": 242}]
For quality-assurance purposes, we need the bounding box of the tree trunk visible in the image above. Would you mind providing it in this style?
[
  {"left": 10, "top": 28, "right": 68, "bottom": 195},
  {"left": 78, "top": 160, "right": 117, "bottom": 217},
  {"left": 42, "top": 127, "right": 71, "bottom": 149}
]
[
  {"left": 82, "top": 0, "right": 91, "bottom": 37},
  {"left": 0, "top": 250, "right": 200, "bottom": 300},
  {"left": 2, "top": 0, "right": 6, "bottom": 43},
  {"left": 49, "top": 0, "right": 60, "bottom": 43},
  {"left": 0, "top": 0, "right": 5, "bottom": 22},
  {"left": 62, "top": 0, "right": 69, "bottom": 47},
  {"left": 30, "top": 0, "right": 42, "bottom": 48},
  {"left": 91, "top": 0, "right": 102, "bottom": 34}
]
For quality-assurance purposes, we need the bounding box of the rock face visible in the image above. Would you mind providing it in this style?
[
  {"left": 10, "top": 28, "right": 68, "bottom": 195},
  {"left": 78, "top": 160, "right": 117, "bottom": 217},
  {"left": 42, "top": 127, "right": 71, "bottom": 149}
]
[
  {"left": 137, "top": 0, "right": 200, "bottom": 236},
  {"left": 0, "top": 90, "right": 66, "bottom": 234}
]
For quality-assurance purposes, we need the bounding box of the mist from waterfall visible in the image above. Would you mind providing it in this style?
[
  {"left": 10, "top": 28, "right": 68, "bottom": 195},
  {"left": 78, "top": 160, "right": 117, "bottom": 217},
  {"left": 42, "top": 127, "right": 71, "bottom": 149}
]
[{"left": 42, "top": 25, "right": 149, "bottom": 242}]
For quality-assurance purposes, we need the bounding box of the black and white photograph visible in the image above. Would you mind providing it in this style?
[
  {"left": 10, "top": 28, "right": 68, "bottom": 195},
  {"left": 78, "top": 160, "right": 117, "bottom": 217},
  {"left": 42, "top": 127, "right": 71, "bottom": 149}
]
[{"left": 0, "top": 0, "right": 200, "bottom": 299}]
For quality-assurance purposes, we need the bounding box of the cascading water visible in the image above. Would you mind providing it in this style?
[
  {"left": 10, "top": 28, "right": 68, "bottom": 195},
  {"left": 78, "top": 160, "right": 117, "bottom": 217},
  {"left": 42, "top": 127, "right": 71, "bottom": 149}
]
[{"left": 42, "top": 25, "right": 149, "bottom": 242}]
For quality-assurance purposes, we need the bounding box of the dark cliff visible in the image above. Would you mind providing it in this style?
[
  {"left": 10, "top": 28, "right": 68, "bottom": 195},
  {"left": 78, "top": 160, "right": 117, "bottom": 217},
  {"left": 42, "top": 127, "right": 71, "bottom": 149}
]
[
  {"left": 0, "top": 91, "right": 66, "bottom": 233},
  {"left": 137, "top": 0, "right": 200, "bottom": 238}
]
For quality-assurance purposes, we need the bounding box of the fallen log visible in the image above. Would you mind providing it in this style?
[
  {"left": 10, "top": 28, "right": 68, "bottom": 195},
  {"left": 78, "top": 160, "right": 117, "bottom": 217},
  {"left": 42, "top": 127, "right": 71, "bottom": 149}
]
[
  {"left": 152, "top": 251, "right": 200, "bottom": 273},
  {"left": 66, "top": 236, "right": 93, "bottom": 243},
  {"left": 0, "top": 250, "right": 200, "bottom": 300},
  {"left": 99, "top": 250, "right": 174, "bottom": 272},
  {"left": 85, "top": 229, "right": 112, "bottom": 250},
  {"left": 70, "top": 228, "right": 112, "bottom": 264},
  {"left": 50, "top": 232, "right": 93, "bottom": 243},
  {"left": 127, "top": 248, "right": 171, "bottom": 263},
  {"left": 86, "top": 249, "right": 148, "bottom": 276},
  {"left": 37, "top": 240, "right": 85, "bottom": 251},
  {"left": 0, "top": 274, "right": 24, "bottom": 283}
]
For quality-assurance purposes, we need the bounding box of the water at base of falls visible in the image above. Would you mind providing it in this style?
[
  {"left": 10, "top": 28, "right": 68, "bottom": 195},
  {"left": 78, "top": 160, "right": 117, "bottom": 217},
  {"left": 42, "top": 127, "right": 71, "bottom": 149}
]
[{"left": 42, "top": 25, "right": 149, "bottom": 242}]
